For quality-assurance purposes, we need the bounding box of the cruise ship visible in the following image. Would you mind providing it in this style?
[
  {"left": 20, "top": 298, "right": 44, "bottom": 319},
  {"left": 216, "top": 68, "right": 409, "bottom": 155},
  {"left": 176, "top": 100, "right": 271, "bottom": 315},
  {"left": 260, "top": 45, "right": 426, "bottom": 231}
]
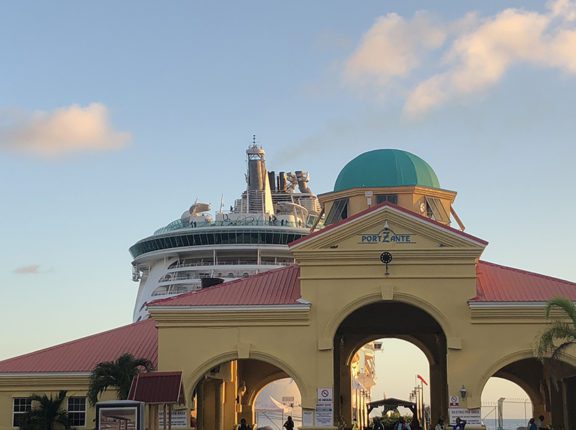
[{"left": 130, "top": 144, "right": 322, "bottom": 321}]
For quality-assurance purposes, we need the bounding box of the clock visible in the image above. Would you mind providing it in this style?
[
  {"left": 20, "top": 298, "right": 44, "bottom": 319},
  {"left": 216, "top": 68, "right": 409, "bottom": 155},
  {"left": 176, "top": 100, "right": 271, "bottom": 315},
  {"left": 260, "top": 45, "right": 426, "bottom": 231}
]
[
  {"left": 419, "top": 202, "right": 426, "bottom": 213},
  {"left": 380, "top": 252, "right": 393, "bottom": 264}
]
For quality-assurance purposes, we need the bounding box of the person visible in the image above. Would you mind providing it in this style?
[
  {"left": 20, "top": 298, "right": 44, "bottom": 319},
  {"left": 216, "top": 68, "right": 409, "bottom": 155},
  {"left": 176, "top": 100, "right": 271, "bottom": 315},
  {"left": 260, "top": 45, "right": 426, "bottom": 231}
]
[
  {"left": 373, "top": 417, "right": 384, "bottom": 430},
  {"left": 528, "top": 418, "right": 538, "bottom": 430},
  {"left": 535, "top": 415, "right": 546, "bottom": 430},
  {"left": 352, "top": 419, "right": 359, "bottom": 430},
  {"left": 434, "top": 418, "right": 445, "bottom": 430},
  {"left": 237, "top": 417, "right": 251, "bottom": 430},
  {"left": 283, "top": 416, "right": 294, "bottom": 430},
  {"left": 395, "top": 416, "right": 411, "bottom": 430},
  {"left": 452, "top": 417, "right": 466, "bottom": 429}
]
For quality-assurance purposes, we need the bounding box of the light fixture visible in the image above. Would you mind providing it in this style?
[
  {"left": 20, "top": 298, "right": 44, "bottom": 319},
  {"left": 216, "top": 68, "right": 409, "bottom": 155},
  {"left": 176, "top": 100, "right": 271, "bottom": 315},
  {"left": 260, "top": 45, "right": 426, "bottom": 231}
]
[
  {"left": 236, "top": 381, "right": 247, "bottom": 403},
  {"left": 459, "top": 385, "right": 467, "bottom": 399}
]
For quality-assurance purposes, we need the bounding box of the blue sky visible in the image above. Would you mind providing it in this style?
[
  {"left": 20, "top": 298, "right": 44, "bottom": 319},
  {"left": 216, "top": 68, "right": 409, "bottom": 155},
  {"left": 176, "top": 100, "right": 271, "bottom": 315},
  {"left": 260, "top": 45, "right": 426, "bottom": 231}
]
[{"left": 1, "top": 0, "right": 575, "bottom": 406}]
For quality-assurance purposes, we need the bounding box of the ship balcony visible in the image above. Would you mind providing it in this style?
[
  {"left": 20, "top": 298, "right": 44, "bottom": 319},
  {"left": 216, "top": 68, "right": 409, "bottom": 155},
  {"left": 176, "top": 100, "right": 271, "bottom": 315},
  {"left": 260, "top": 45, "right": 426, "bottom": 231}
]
[
  {"left": 167, "top": 256, "right": 295, "bottom": 270},
  {"left": 151, "top": 283, "right": 201, "bottom": 297}
]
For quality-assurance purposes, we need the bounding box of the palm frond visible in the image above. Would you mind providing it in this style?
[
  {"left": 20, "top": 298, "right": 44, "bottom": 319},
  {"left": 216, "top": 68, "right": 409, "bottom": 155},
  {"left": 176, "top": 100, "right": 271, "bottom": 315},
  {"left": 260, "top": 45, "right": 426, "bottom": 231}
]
[
  {"left": 87, "top": 352, "right": 154, "bottom": 405},
  {"left": 545, "top": 297, "right": 576, "bottom": 322}
]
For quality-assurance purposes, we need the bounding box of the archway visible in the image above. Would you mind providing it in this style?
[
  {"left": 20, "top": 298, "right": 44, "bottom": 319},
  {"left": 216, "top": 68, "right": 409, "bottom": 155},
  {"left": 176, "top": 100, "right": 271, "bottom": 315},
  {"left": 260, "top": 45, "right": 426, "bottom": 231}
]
[
  {"left": 481, "top": 377, "right": 532, "bottom": 430},
  {"left": 334, "top": 301, "right": 447, "bottom": 430},
  {"left": 480, "top": 357, "right": 576, "bottom": 430},
  {"left": 190, "top": 358, "right": 303, "bottom": 430}
]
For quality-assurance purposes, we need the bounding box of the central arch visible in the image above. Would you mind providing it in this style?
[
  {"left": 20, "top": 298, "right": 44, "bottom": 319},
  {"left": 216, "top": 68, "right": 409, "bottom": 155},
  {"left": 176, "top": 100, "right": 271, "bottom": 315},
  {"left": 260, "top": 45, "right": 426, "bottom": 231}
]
[{"left": 334, "top": 301, "right": 448, "bottom": 429}]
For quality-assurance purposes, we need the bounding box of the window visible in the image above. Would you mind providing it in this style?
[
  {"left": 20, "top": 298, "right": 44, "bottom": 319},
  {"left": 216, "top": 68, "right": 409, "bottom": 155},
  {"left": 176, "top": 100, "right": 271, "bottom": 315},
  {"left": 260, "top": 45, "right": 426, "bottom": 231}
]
[
  {"left": 424, "top": 197, "right": 449, "bottom": 222},
  {"left": 375, "top": 194, "right": 398, "bottom": 205},
  {"left": 13, "top": 397, "right": 32, "bottom": 427},
  {"left": 68, "top": 397, "right": 86, "bottom": 427},
  {"left": 325, "top": 198, "right": 348, "bottom": 225}
]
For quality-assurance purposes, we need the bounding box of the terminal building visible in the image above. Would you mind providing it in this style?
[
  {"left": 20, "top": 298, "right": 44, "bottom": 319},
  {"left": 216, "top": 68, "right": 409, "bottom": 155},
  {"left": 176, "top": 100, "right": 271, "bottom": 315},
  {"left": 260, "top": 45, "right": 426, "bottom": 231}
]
[{"left": 0, "top": 148, "right": 575, "bottom": 430}]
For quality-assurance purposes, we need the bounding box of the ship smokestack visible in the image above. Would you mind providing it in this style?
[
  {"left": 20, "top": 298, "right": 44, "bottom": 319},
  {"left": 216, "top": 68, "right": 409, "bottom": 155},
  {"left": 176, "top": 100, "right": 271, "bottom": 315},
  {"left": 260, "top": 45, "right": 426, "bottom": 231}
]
[
  {"left": 278, "top": 172, "right": 287, "bottom": 192},
  {"left": 268, "top": 171, "right": 276, "bottom": 192},
  {"left": 295, "top": 170, "right": 312, "bottom": 194}
]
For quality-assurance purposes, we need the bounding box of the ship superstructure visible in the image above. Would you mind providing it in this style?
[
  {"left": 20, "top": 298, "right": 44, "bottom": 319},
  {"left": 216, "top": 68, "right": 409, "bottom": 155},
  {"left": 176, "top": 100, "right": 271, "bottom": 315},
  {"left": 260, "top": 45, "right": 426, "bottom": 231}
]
[{"left": 130, "top": 144, "right": 322, "bottom": 321}]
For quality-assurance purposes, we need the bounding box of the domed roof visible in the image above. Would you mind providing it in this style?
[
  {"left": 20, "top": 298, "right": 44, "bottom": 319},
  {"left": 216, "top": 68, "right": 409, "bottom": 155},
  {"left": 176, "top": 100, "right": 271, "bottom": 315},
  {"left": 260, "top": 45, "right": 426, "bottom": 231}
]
[{"left": 334, "top": 149, "right": 440, "bottom": 192}]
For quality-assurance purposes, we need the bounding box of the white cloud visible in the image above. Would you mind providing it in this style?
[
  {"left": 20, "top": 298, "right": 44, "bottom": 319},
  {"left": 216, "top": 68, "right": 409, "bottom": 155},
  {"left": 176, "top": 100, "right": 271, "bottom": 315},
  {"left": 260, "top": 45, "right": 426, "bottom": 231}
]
[
  {"left": 343, "top": 1, "right": 576, "bottom": 116},
  {"left": 343, "top": 12, "right": 446, "bottom": 92},
  {"left": 0, "top": 103, "right": 131, "bottom": 156}
]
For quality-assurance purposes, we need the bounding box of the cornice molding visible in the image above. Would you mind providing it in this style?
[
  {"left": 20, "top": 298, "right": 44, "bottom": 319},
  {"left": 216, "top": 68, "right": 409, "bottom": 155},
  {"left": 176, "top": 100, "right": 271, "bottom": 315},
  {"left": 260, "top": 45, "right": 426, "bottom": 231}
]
[{"left": 150, "top": 306, "right": 310, "bottom": 327}]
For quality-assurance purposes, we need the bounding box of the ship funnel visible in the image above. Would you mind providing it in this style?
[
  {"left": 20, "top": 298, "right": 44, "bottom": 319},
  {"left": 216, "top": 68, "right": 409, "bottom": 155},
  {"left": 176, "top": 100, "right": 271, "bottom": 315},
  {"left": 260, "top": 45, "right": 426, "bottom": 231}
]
[
  {"left": 295, "top": 171, "right": 312, "bottom": 194},
  {"left": 278, "top": 172, "right": 287, "bottom": 192}
]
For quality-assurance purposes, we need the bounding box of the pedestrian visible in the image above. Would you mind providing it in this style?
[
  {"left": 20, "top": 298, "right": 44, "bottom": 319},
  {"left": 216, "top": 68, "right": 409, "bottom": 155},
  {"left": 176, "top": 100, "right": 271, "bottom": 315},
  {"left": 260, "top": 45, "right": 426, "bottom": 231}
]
[
  {"left": 283, "top": 415, "right": 294, "bottom": 430},
  {"left": 395, "top": 416, "right": 411, "bottom": 430},
  {"left": 535, "top": 415, "right": 546, "bottom": 430},
  {"left": 528, "top": 418, "right": 537, "bottom": 430},
  {"left": 237, "top": 417, "right": 251, "bottom": 430},
  {"left": 452, "top": 417, "right": 466, "bottom": 430},
  {"left": 434, "top": 418, "right": 445, "bottom": 430},
  {"left": 352, "top": 419, "right": 359, "bottom": 430},
  {"left": 373, "top": 417, "right": 384, "bottom": 430}
]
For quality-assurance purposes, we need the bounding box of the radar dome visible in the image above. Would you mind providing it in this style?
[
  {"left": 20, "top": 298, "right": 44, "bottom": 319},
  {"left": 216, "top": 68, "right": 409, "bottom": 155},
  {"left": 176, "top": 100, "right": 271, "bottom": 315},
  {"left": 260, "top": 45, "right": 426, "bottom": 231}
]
[{"left": 334, "top": 149, "right": 440, "bottom": 192}]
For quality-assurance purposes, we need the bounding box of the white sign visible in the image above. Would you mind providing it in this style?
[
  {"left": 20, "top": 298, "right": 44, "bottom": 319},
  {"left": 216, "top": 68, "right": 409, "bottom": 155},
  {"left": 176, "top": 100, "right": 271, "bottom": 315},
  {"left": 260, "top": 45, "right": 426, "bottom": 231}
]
[
  {"left": 448, "top": 408, "right": 481, "bottom": 425},
  {"left": 158, "top": 409, "right": 188, "bottom": 428},
  {"left": 315, "top": 387, "right": 333, "bottom": 426},
  {"left": 303, "top": 409, "right": 315, "bottom": 426},
  {"left": 317, "top": 388, "right": 333, "bottom": 401},
  {"left": 449, "top": 396, "right": 460, "bottom": 406}
]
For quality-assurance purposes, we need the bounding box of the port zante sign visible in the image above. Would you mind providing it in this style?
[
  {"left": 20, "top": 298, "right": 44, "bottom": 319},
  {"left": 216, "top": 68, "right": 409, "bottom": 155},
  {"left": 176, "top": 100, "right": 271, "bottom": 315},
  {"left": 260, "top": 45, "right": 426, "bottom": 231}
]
[{"left": 359, "top": 222, "right": 414, "bottom": 244}]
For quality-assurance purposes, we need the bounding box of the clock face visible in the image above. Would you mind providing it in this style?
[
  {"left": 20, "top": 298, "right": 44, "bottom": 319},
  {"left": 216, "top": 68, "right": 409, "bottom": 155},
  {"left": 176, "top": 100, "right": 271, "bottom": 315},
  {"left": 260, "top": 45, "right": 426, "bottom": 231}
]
[
  {"left": 419, "top": 202, "right": 426, "bottom": 213},
  {"left": 380, "top": 252, "right": 392, "bottom": 264}
]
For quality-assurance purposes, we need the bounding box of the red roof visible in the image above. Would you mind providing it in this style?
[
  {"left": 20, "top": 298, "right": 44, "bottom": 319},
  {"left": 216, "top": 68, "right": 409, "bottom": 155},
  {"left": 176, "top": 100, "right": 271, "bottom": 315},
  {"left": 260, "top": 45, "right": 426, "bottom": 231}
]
[
  {"left": 290, "top": 202, "right": 488, "bottom": 248},
  {"left": 148, "top": 265, "right": 301, "bottom": 307},
  {"left": 0, "top": 319, "right": 157, "bottom": 374},
  {"left": 474, "top": 261, "right": 576, "bottom": 302},
  {"left": 128, "top": 371, "right": 184, "bottom": 404}
]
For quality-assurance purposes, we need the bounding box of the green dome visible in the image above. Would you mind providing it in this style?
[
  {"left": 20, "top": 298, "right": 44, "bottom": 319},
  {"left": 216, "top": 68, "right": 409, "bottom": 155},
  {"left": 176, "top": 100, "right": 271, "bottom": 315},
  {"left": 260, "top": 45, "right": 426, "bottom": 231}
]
[{"left": 334, "top": 149, "right": 440, "bottom": 192}]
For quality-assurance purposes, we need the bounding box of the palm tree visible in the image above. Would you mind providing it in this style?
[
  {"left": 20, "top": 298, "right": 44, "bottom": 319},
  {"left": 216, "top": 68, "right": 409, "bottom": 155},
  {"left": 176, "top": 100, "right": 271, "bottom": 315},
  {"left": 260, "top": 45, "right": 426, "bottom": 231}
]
[
  {"left": 536, "top": 297, "right": 576, "bottom": 361},
  {"left": 88, "top": 353, "right": 154, "bottom": 405},
  {"left": 19, "top": 390, "right": 70, "bottom": 430}
]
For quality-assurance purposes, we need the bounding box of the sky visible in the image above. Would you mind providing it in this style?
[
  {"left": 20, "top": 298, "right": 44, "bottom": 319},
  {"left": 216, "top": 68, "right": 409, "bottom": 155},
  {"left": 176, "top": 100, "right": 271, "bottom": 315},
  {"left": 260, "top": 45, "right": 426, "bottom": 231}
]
[{"left": 1, "top": 0, "right": 575, "bottom": 409}]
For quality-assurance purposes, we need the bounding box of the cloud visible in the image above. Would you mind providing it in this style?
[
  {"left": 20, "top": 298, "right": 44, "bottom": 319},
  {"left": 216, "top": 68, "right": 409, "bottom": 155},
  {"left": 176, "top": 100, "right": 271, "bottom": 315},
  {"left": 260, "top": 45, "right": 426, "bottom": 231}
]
[
  {"left": 0, "top": 103, "right": 131, "bottom": 156},
  {"left": 343, "top": 12, "right": 446, "bottom": 94},
  {"left": 343, "top": 1, "right": 576, "bottom": 116},
  {"left": 13, "top": 264, "right": 42, "bottom": 275}
]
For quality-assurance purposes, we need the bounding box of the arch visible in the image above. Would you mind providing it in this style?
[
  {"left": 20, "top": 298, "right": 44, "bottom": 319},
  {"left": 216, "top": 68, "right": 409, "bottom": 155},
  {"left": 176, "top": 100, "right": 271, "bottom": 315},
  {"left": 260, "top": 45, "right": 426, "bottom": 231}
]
[
  {"left": 321, "top": 289, "right": 454, "bottom": 349},
  {"left": 476, "top": 348, "right": 576, "bottom": 394},
  {"left": 344, "top": 334, "right": 438, "bottom": 367},
  {"left": 186, "top": 349, "right": 308, "bottom": 405},
  {"left": 247, "top": 371, "right": 290, "bottom": 406},
  {"left": 491, "top": 371, "right": 540, "bottom": 404}
]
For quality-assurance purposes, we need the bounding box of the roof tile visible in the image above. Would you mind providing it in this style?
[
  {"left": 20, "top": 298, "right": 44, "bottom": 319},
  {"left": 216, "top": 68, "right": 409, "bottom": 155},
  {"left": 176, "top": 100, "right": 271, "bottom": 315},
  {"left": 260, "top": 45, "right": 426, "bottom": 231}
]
[
  {"left": 148, "top": 265, "right": 300, "bottom": 307},
  {"left": 128, "top": 371, "right": 184, "bottom": 404},
  {"left": 475, "top": 261, "right": 576, "bottom": 302},
  {"left": 0, "top": 319, "right": 157, "bottom": 374}
]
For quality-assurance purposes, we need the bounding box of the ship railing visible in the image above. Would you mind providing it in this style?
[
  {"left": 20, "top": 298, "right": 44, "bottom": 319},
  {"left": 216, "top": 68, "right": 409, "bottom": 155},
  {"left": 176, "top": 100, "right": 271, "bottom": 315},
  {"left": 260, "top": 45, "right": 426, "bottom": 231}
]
[
  {"left": 155, "top": 218, "right": 309, "bottom": 234},
  {"left": 169, "top": 259, "right": 294, "bottom": 269}
]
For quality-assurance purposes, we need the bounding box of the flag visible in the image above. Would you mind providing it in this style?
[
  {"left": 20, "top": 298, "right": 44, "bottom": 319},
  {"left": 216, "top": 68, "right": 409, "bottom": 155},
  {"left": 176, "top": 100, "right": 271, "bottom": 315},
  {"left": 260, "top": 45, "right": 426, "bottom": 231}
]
[{"left": 417, "top": 374, "right": 428, "bottom": 386}]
